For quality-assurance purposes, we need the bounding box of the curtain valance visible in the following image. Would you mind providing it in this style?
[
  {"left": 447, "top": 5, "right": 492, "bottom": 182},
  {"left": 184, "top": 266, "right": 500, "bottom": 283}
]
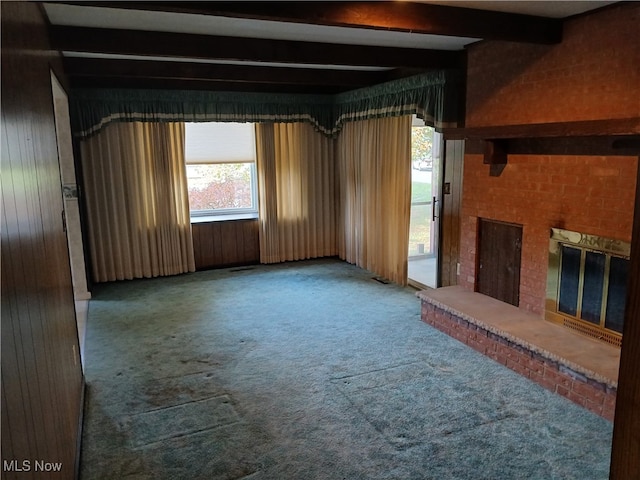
[
  {"left": 333, "top": 70, "right": 459, "bottom": 131},
  {"left": 69, "top": 71, "right": 461, "bottom": 139},
  {"left": 70, "top": 90, "right": 335, "bottom": 139}
]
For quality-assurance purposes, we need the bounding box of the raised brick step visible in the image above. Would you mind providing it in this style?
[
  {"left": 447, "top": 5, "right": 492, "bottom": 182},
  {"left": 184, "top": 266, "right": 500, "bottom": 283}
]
[{"left": 418, "top": 287, "right": 618, "bottom": 421}]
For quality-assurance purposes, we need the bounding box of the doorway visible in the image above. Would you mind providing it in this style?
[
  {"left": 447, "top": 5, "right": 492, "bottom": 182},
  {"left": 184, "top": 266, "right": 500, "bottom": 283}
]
[
  {"left": 408, "top": 117, "right": 442, "bottom": 289},
  {"left": 51, "top": 71, "right": 91, "bottom": 367}
]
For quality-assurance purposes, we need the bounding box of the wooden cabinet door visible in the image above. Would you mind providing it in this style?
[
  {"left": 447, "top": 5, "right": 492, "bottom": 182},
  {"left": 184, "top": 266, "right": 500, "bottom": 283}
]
[{"left": 477, "top": 219, "right": 523, "bottom": 306}]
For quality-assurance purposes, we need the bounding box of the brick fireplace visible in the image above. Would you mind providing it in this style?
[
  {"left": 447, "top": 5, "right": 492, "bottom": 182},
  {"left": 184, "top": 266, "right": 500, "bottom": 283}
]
[
  {"left": 458, "top": 153, "right": 637, "bottom": 315},
  {"left": 421, "top": 3, "right": 639, "bottom": 420},
  {"left": 449, "top": 148, "right": 636, "bottom": 419},
  {"left": 457, "top": 2, "right": 638, "bottom": 315}
]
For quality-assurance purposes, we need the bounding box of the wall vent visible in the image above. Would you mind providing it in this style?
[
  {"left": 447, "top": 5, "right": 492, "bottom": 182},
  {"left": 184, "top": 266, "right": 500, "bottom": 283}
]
[{"left": 562, "top": 317, "right": 622, "bottom": 348}]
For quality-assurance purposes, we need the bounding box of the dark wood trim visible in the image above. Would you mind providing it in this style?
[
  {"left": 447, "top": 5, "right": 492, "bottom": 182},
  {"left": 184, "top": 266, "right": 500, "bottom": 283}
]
[
  {"left": 446, "top": 119, "right": 640, "bottom": 161},
  {"left": 442, "top": 118, "right": 640, "bottom": 140},
  {"left": 50, "top": 25, "right": 465, "bottom": 69},
  {"left": 613, "top": 138, "right": 640, "bottom": 151},
  {"left": 51, "top": 1, "right": 563, "bottom": 44},
  {"left": 68, "top": 76, "right": 348, "bottom": 94},
  {"left": 440, "top": 139, "right": 465, "bottom": 287},
  {"left": 63, "top": 57, "right": 394, "bottom": 89},
  {"left": 74, "top": 381, "right": 86, "bottom": 480},
  {"left": 62, "top": 56, "right": 437, "bottom": 92},
  {"left": 483, "top": 139, "right": 508, "bottom": 165},
  {"left": 465, "top": 136, "right": 640, "bottom": 157},
  {"left": 610, "top": 154, "right": 640, "bottom": 479}
]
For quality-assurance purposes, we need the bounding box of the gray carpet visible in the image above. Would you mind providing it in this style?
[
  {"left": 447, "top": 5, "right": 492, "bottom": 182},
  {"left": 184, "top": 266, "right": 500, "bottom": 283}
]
[{"left": 80, "top": 258, "right": 613, "bottom": 479}]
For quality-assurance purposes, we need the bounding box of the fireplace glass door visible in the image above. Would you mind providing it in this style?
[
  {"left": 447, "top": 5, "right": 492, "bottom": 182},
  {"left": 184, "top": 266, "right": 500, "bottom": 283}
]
[{"left": 547, "top": 228, "right": 629, "bottom": 346}]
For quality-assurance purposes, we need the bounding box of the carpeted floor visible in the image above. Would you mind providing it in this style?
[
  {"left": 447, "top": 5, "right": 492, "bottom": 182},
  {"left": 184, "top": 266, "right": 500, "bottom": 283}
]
[{"left": 80, "top": 258, "right": 613, "bottom": 479}]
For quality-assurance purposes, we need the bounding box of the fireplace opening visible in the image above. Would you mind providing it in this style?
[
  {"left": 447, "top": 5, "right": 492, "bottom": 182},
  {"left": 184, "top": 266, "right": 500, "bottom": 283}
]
[{"left": 546, "top": 228, "right": 629, "bottom": 347}]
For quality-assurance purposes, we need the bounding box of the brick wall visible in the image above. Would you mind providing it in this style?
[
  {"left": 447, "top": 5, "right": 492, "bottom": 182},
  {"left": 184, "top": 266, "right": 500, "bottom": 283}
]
[
  {"left": 459, "top": 154, "right": 637, "bottom": 313},
  {"left": 459, "top": 3, "right": 639, "bottom": 313},
  {"left": 421, "top": 302, "right": 617, "bottom": 420},
  {"left": 466, "top": 3, "right": 640, "bottom": 127}
]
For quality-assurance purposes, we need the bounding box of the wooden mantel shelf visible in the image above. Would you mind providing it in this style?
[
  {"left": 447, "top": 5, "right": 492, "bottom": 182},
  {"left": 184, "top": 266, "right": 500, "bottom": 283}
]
[
  {"left": 442, "top": 117, "right": 640, "bottom": 140},
  {"left": 442, "top": 117, "right": 640, "bottom": 166}
]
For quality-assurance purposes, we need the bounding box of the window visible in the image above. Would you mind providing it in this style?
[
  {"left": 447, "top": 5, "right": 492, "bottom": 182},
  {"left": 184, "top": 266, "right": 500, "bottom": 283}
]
[{"left": 185, "top": 122, "right": 258, "bottom": 218}]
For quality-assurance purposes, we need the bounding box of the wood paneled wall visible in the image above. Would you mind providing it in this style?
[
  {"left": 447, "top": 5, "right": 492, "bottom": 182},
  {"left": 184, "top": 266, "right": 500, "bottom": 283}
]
[
  {"left": 192, "top": 219, "right": 260, "bottom": 270},
  {"left": 610, "top": 154, "right": 640, "bottom": 478},
  {"left": 439, "top": 140, "right": 464, "bottom": 287},
  {"left": 1, "top": 3, "right": 84, "bottom": 479}
]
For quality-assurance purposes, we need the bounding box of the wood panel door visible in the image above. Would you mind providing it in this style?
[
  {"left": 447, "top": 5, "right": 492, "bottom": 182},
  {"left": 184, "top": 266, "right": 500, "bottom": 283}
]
[{"left": 477, "top": 219, "right": 522, "bottom": 306}]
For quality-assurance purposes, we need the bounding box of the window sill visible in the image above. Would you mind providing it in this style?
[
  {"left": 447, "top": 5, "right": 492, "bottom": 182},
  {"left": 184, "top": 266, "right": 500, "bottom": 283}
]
[{"left": 191, "top": 212, "right": 258, "bottom": 224}]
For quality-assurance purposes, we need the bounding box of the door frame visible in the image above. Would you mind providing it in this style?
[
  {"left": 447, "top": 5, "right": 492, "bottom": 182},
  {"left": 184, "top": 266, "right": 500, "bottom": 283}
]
[{"left": 407, "top": 116, "right": 443, "bottom": 289}]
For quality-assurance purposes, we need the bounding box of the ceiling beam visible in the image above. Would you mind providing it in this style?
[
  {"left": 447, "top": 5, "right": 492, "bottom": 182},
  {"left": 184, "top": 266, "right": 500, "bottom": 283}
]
[
  {"left": 68, "top": 76, "right": 347, "bottom": 94},
  {"left": 51, "top": 1, "right": 563, "bottom": 44},
  {"left": 50, "top": 26, "right": 465, "bottom": 69},
  {"left": 62, "top": 57, "right": 395, "bottom": 88}
]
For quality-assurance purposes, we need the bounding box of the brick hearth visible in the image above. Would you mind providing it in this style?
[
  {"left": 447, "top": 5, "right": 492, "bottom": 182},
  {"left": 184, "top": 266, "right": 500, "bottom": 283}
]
[{"left": 418, "top": 287, "right": 619, "bottom": 421}]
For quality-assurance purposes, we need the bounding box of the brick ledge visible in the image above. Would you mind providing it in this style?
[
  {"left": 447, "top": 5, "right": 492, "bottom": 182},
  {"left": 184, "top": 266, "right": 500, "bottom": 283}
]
[{"left": 417, "top": 287, "right": 618, "bottom": 420}]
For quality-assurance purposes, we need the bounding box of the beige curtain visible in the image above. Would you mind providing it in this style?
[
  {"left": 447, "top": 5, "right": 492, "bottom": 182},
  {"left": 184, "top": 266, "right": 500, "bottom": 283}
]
[
  {"left": 80, "top": 122, "right": 195, "bottom": 282},
  {"left": 336, "top": 116, "right": 412, "bottom": 285},
  {"left": 256, "top": 122, "right": 337, "bottom": 263}
]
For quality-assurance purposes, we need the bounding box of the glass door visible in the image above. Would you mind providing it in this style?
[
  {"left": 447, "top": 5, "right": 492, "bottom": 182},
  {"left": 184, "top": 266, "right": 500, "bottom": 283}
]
[{"left": 408, "top": 116, "right": 442, "bottom": 289}]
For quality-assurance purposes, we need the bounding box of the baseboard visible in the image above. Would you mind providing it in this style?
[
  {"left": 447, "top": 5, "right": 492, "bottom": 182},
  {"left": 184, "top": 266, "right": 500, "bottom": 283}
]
[
  {"left": 74, "top": 379, "right": 86, "bottom": 480},
  {"left": 74, "top": 291, "right": 91, "bottom": 301}
]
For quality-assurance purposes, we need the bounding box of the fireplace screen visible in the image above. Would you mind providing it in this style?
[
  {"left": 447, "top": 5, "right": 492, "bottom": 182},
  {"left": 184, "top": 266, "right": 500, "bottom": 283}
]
[{"left": 546, "top": 228, "right": 629, "bottom": 346}]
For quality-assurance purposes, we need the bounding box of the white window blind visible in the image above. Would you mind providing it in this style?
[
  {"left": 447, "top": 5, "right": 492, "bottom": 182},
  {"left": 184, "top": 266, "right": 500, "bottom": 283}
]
[{"left": 185, "top": 122, "right": 256, "bottom": 164}]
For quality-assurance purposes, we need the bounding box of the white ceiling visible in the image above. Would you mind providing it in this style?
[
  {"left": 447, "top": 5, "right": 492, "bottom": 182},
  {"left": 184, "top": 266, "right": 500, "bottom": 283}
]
[{"left": 421, "top": 1, "right": 617, "bottom": 18}]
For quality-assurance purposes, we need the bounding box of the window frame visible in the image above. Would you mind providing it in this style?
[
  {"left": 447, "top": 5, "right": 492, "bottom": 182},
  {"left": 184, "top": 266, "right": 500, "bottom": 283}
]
[{"left": 185, "top": 122, "right": 259, "bottom": 220}]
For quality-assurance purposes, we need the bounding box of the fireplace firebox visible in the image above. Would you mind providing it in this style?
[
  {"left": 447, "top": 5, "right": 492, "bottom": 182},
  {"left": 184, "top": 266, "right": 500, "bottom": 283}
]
[{"left": 546, "top": 228, "right": 629, "bottom": 347}]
